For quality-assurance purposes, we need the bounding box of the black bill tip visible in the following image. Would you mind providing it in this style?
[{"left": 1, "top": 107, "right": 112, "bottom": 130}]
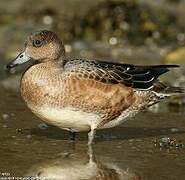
[{"left": 6, "top": 61, "right": 17, "bottom": 70}]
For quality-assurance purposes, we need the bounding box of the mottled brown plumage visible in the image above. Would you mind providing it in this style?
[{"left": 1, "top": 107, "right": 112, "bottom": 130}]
[{"left": 7, "top": 30, "right": 184, "bottom": 144}]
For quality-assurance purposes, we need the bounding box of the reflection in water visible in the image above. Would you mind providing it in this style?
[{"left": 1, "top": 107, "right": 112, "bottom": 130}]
[{"left": 26, "top": 146, "right": 139, "bottom": 180}]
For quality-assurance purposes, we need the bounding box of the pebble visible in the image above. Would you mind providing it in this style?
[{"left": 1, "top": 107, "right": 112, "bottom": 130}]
[
  {"left": 2, "top": 124, "right": 8, "bottom": 128},
  {"left": 26, "top": 134, "right": 32, "bottom": 139},
  {"left": 2, "top": 113, "right": 9, "bottom": 120},
  {"left": 16, "top": 128, "right": 23, "bottom": 134},
  {"left": 161, "top": 137, "right": 170, "bottom": 143},
  {"left": 154, "top": 137, "right": 184, "bottom": 150},
  {"left": 170, "top": 128, "right": 179, "bottom": 133}
]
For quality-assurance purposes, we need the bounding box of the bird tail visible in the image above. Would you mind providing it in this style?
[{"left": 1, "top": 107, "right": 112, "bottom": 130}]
[
  {"left": 161, "top": 86, "right": 184, "bottom": 95},
  {"left": 152, "top": 82, "right": 185, "bottom": 97}
]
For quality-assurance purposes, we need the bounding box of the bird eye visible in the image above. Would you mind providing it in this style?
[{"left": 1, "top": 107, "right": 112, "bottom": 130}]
[{"left": 33, "top": 39, "right": 42, "bottom": 47}]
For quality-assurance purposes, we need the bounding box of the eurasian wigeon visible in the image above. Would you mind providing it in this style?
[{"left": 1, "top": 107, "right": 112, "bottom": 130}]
[{"left": 7, "top": 30, "right": 184, "bottom": 145}]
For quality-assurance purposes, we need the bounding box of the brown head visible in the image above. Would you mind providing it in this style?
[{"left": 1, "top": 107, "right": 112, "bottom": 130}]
[{"left": 7, "top": 30, "right": 65, "bottom": 69}]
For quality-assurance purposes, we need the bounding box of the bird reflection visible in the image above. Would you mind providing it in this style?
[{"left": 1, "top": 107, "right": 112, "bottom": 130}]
[{"left": 26, "top": 145, "right": 139, "bottom": 180}]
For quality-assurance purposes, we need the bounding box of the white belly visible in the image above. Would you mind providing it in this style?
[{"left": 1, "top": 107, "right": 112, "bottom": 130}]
[
  {"left": 28, "top": 104, "right": 139, "bottom": 132},
  {"left": 29, "top": 105, "right": 102, "bottom": 132}
]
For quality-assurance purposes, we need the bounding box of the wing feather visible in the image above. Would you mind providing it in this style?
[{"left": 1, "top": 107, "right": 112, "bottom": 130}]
[{"left": 63, "top": 59, "right": 179, "bottom": 90}]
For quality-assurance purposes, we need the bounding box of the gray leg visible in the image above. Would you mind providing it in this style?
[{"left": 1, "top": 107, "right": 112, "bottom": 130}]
[
  {"left": 69, "top": 131, "right": 76, "bottom": 141},
  {"left": 88, "top": 143, "right": 95, "bottom": 163},
  {"left": 88, "top": 128, "right": 96, "bottom": 145},
  {"left": 88, "top": 128, "right": 96, "bottom": 163}
]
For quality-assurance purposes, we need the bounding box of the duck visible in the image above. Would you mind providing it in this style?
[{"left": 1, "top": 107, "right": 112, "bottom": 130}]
[{"left": 6, "top": 30, "right": 184, "bottom": 145}]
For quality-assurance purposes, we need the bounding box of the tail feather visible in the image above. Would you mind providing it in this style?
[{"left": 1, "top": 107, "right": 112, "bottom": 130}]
[
  {"left": 163, "top": 86, "right": 185, "bottom": 94},
  {"left": 127, "top": 64, "right": 180, "bottom": 90},
  {"left": 152, "top": 82, "right": 185, "bottom": 97}
]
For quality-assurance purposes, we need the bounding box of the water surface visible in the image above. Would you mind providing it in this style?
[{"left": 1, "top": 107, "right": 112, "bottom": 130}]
[{"left": 0, "top": 85, "right": 185, "bottom": 179}]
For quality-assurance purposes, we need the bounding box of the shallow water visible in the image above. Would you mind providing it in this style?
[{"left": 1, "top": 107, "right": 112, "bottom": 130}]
[{"left": 0, "top": 84, "right": 185, "bottom": 179}]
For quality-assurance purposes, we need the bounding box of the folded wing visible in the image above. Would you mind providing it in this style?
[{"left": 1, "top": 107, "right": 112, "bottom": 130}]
[{"left": 63, "top": 59, "right": 179, "bottom": 90}]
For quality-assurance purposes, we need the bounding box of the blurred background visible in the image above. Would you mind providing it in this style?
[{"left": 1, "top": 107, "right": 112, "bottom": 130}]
[{"left": 0, "top": 1, "right": 185, "bottom": 179}]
